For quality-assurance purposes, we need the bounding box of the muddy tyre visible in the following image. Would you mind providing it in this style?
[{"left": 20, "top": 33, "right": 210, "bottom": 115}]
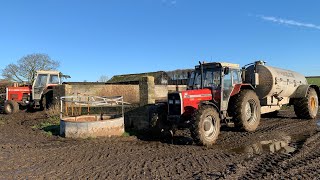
[
  {"left": 149, "top": 105, "right": 174, "bottom": 140},
  {"left": 4, "top": 100, "right": 19, "bottom": 114},
  {"left": 40, "top": 90, "right": 53, "bottom": 110},
  {"left": 190, "top": 105, "right": 220, "bottom": 146},
  {"left": 230, "top": 90, "right": 261, "bottom": 132},
  {"left": 294, "top": 88, "right": 318, "bottom": 119}
]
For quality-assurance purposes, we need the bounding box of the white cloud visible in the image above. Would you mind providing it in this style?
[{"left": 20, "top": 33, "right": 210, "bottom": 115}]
[
  {"left": 162, "top": 0, "right": 177, "bottom": 5},
  {"left": 258, "top": 15, "right": 320, "bottom": 30}
]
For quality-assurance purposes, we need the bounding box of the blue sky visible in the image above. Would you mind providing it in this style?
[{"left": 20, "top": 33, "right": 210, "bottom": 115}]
[{"left": 1, "top": 0, "right": 320, "bottom": 82}]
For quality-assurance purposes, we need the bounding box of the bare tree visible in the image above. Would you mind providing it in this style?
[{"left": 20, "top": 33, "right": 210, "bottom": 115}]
[
  {"left": 2, "top": 53, "right": 60, "bottom": 84},
  {"left": 98, "top": 75, "right": 109, "bottom": 82}
]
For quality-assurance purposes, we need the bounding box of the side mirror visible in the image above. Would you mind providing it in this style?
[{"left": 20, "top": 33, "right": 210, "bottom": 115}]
[{"left": 224, "top": 67, "right": 230, "bottom": 75}]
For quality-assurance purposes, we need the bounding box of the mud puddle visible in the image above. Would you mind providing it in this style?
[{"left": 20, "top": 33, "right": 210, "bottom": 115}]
[{"left": 231, "top": 136, "right": 296, "bottom": 157}]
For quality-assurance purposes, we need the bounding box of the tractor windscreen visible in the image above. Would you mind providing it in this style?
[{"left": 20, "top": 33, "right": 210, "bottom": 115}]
[
  {"left": 188, "top": 68, "right": 221, "bottom": 90},
  {"left": 34, "top": 74, "right": 48, "bottom": 88}
]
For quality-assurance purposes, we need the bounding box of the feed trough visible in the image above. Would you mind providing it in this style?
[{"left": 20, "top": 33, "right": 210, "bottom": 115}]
[{"left": 60, "top": 95, "right": 128, "bottom": 138}]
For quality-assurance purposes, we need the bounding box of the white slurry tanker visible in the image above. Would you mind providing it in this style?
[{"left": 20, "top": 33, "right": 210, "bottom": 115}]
[{"left": 244, "top": 61, "right": 318, "bottom": 118}]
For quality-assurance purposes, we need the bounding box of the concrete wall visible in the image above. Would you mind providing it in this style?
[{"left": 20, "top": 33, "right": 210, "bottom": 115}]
[
  {"left": 53, "top": 83, "right": 187, "bottom": 104},
  {"left": 53, "top": 84, "right": 139, "bottom": 104}
]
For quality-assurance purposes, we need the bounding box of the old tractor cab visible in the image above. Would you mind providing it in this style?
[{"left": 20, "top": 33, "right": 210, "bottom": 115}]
[{"left": 167, "top": 61, "right": 260, "bottom": 146}]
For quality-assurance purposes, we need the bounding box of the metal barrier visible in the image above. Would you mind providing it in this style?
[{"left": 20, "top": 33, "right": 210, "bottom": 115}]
[
  {"left": 60, "top": 95, "right": 130, "bottom": 119},
  {"left": 59, "top": 95, "right": 130, "bottom": 138}
]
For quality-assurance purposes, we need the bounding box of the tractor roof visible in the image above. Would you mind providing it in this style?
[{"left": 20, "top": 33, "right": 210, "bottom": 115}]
[
  {"left": 36, "top": 70, "right": 61, "bottom": 75},
  {"left": 196, "top": 62, "right": 240, "bottom": 69}
]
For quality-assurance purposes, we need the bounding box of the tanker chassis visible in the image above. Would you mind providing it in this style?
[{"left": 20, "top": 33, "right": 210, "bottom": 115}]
[{"left": 164, "top": 61, "right": 319, "bottom": 146}]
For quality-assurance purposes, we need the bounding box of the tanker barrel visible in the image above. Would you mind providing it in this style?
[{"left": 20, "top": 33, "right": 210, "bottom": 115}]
[{"left": 245, "top": 63, "right": 308, "bottom": 99}]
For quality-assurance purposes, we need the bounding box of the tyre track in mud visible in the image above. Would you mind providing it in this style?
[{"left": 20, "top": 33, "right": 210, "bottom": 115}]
[
  {"left": 0, "top": 110, "right": 319, "bottom": 179},
  {"left": 222, "top": 131, "right": 320, "bottom": 179},
  {"left": 216, "top": 111, "right": 318, "bottom": 152}
]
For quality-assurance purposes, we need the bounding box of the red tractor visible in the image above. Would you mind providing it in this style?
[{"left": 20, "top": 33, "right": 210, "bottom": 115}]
[
  {"left": 2, "top": 70, "right": 69, "bottom": 114},
  {"left": 165, "top": 61, "right": 319, "bottom": 146}
]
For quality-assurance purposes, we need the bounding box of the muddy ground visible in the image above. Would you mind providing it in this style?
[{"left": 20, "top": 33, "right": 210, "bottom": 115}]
[{"left": 0, "top": 110, "right": 319, "bottom": 179}]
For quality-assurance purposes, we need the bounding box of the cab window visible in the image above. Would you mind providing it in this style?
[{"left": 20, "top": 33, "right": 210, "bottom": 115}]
[
  {"left": 232, "top": 69, "right": 240, "bottom": 84},
  {"left": 34, "top": 74, "right": 48, "bottom": 87},
  {"left": 49, "top": 75, "right": 59, "bottom": 84}
]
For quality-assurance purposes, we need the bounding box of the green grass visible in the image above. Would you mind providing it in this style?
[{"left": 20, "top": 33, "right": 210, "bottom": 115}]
[
  {"left": 307, "top": 77, "right": 320, "bottom": 86},
  {"left": 122, "top": 130, "right": 140, "bottom": 137},
  {"left": 122, "top": 132, "right": 131, "bottom": 137},
  {"left": 32, "top": 115, "right": 60, "bottom": 136}
]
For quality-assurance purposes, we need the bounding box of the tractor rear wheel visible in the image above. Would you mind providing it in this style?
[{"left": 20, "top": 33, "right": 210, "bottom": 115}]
[
  {"left": 230, "top": 90, "right": 261, "bottom": 132},
  {"left": 4, "top": 100, "right": 19, "bottom": 114},
  {"left": 190, "top": 105, "right": 220, "bottom": 146},
  {"left": 294, "top": 88, "right": 318, "bottom": 119}
]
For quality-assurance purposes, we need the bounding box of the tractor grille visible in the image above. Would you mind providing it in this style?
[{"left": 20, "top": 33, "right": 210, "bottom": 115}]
[{"left": 168, "top": 93, "right": 182, "bottom": 116}]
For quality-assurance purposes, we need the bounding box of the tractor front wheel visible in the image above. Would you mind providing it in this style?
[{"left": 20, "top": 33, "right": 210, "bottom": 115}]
[
  {"left": 190, "top": 105, "right": 220, "bottom": 146},
  {"left": 4, "top": 100, "right": 19, "bottom": 114}
]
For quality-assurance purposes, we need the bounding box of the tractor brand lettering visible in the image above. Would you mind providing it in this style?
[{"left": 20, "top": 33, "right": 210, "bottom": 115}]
[{"left": 184, "top": 94, "right": 212, "bottom": 99}]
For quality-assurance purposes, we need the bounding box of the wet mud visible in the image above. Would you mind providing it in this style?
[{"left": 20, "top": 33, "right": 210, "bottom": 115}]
[{"left": 0, "top": 110, "right": 319, "bottom": 179}]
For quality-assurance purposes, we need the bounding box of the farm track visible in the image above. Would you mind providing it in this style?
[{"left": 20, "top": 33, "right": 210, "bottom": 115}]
[{"left": 0, "top": 110, "right": 319, "bottom": 179}]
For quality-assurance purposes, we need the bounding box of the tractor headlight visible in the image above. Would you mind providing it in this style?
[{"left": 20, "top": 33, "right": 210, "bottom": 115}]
[
  {"left": 169, "top": 100, "right": 174, "bottom": 104},
  {"left": 175, "top": 100, "right": 181, "bottom": 104}
]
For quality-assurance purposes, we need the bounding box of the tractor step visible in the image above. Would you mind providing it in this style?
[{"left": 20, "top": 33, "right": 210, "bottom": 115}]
[{"left": 226, "top": 122, "right": 235, "bottom": 127}]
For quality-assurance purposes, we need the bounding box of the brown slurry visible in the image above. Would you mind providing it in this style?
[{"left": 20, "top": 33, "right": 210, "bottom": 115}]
[{"left": 0, "top": 110, "right": 319, "bottom": 179}]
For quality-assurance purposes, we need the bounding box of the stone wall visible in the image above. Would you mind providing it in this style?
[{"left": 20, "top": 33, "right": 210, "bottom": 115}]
[{"left": 139, "top": 76, "right": 155, "bottom": 106}]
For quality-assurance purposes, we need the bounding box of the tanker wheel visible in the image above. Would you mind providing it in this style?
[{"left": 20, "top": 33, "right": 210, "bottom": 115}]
[
  {"left": 190, "top": 105, "right": 220, "bottom": 146},
  {"left": 231, "top": 90, "right": 261, "bottom": 132},
  {"left": 294, "top": 88, "right": 318, "bottom": 119},
  {"left": 4, "top": 100, "right": 19, "bottom": 114}
]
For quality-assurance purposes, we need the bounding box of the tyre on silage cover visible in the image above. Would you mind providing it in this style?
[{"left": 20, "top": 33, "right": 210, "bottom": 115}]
[
  {"left": 4, "top": 100, "right": 19, "bottom": 114},
  {"left": 190, "top": 105, "right": 220, "bottom": 146},
  {"left": 230, "top": 90, "right": 261, "bottom": 132},
  {"left": 294, "top": 88, "right": 318, "bottom": 119}
]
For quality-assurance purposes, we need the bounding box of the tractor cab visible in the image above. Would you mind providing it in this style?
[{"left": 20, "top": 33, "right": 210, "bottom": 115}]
[
  {"left": 32, "top": 70, "right": 70, "bottom": 108},
  {"left": 32, "top": 70, "right": 61, "bottom": 102},
  {"left": 183, "top": 62, "right": 242, "bottom": 111}
]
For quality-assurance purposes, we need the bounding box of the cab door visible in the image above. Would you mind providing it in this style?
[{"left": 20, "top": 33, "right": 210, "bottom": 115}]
[
  {"left": 32, "top": 74, "right": 49, "bottom": 101},
  {"left": 221, "top": 70, "right": 233, "bottom": 111},
  {"left": 221, "top": 69, "right": 241, "bottom": 111}
]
